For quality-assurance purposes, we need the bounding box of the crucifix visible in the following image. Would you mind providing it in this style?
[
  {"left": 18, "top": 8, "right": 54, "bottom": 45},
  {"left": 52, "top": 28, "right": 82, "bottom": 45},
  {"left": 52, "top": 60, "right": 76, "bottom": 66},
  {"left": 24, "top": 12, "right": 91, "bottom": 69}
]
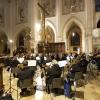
[{"left": 37, "top": 3, "right": 49, "bottom": 43}]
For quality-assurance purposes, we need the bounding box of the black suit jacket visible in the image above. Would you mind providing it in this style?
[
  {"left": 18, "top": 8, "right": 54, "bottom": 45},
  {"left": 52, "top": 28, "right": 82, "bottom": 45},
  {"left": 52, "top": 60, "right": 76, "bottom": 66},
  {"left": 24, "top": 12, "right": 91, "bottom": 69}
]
[
  {"left": 46, "top": 64, "right": 61, "bottom": 77},
  {"left": 16, "top": 67, "right": 35, "bottom": 80}
]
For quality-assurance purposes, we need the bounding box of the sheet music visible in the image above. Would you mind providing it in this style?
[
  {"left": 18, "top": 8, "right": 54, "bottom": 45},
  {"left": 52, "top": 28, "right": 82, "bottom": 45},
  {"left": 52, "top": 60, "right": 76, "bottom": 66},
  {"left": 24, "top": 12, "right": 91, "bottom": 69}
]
[
  {"left": 58, "top": 60, "right": 67, "bottom": 67},
  {"left": 46, "top": 62, "right": 52, "bottom": 66},
  {"left": 28, "top": 60, "right": 36, "bottom": 66},
  {"left": 46, "top": 60, "right": 68, "bottom": 67}
]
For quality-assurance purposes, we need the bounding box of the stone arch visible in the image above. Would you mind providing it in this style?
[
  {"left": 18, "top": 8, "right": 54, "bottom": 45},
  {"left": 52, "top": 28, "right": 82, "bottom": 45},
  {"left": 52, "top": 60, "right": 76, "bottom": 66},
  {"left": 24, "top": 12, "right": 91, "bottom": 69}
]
[
  {"left": 0, "top": 30, "right": 9, "bottom": 54},
  {"left": 62, "top": 17, "right": 85, "bottom": 53},
  {"left": 67, "top": 24, "right": 82, "bottom": 53},
  {"left": 46, "top": 20, "right": 56, "bottom": 42},
  {"left": 16, "top": 27, "right": 31, "bottom": 49}
]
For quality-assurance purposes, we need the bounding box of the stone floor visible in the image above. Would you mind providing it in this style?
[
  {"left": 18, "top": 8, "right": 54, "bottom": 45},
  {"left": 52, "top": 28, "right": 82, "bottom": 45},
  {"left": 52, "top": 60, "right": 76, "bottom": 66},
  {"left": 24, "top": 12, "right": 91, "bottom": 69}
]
[{"left": 2, "top": 68, "right": 100, "bottom": 100}]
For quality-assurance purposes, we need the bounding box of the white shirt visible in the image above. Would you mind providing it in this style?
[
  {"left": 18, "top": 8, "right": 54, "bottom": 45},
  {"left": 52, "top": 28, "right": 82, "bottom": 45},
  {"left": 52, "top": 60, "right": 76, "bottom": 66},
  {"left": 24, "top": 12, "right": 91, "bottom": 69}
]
[
  {"left": 35, "top": 76, "right": 45, "bottom": 89},
  {"left": 36, "top": 56, "right": 40, "bottom": 60}
]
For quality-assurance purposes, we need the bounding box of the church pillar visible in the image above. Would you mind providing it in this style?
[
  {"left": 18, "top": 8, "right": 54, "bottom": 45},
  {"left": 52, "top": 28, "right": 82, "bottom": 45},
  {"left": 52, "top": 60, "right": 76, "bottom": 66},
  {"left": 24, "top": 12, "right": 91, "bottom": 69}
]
[
  {"left": 32, "top": 0, "right": 40, "bottom": 53},
  {"left": 56, "top": 0, "right": 62, "bottom": 42},
  {"left": 8, "top": 0, "right": 15, "bottom": 56},
  {"left": 28, "top": 0, "right": 35, "bottom": 53},
  {"left": 85, "top": 0, "right": 93, "bottom": 53},
  {"left": 85, "top": 31, "right": 93, "bottom": 54}
]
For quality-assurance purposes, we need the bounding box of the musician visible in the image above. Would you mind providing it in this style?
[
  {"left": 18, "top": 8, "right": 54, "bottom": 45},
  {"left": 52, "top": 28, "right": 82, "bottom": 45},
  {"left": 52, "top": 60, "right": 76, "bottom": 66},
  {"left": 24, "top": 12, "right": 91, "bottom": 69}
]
[
  {"left": 11, "top": 56, "right": 20, "bottom": 68},
  {"left": 55, "top": 54, "right": 61, "bottom": 61},
  {"left": 64, "top": 75, "right": 72, "bottom": 98},
  {"left": 36, "top": 54, "right": 42, "bottom": 67},
  {"left": 16, "top": 60, "right": 35, "bottom": 96},
  {"left": 61, "top": 53, "right": 67, "bottom": 60},
  {"left": 93, "top": 53, "right": 100, "bottom": 70},
  {"left": 34, "top": 66, "right": 45, "bottom": 100},
  {"left": 45, "top": 59, "right": 62, "bottom": 93},
  {"left": 80, "top": 56, "right": 89, "bottom": 73}
]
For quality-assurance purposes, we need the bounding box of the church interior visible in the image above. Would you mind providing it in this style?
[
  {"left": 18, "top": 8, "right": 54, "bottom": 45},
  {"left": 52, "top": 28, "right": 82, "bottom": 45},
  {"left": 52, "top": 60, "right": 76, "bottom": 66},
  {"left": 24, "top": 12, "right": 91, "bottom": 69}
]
[{"left": 0, "top": 0, "right": 100, "bottom": 100}]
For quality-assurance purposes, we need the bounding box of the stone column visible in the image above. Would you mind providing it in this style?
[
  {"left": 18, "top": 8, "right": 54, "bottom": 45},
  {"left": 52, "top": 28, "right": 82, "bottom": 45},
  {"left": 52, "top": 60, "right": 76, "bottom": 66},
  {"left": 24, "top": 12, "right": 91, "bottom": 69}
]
[
  {"left": 28, "top": 0, "right": 35, "bottom": 53},
  {"left": 32, "top": 0, "right": 40, "bottom": 53},
  {"left": 85, "top": 0, "right": 93, "bottom": 53},
  {"left": 56, "top": 0, "right": 62, "bottom": 42}
]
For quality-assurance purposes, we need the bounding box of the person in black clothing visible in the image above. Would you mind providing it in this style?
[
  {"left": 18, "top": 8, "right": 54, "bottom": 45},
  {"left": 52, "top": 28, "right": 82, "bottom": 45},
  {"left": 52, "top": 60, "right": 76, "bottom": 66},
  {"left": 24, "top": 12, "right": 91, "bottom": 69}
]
[
  {"left": 55, "top": 54, "right": 61, "bottom": 61},
  {"left": 15, "top": 61, "right": 35, "bottom": 96},
  {"left": 62, "top": 53, "right": 67, "bottom": 60},
  {"left": 45, "top": 59, "right": 62, "bottom": 93},
  {"left": 80, "top": 57, "right": 89, "bottom": 73},
  {"left": 93, "top": 54, "right": 100, "bottom": 70}
]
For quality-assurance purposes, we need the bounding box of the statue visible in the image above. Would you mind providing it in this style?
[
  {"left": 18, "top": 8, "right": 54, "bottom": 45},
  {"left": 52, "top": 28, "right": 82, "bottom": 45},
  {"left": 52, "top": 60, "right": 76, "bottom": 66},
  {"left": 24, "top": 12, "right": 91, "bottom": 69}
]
[
  {"left": 16, "top": 0, "right": 28, "bottom": 23},
  {"left": 19, "top": 8, "right": 25, "bottom": 21}
]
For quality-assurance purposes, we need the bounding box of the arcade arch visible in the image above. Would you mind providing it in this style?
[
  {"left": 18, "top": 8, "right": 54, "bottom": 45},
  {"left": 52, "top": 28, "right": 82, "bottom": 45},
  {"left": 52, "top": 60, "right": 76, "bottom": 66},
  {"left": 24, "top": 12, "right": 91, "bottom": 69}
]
[
  {"left": 67, "top": 24, "right": 82, "bottom": 53},
  {"left": 16, "top": 28, "right": 31, "bottom": 52},
  {"left": 62, "top": 17, "right": 85, "bottom": 53}
]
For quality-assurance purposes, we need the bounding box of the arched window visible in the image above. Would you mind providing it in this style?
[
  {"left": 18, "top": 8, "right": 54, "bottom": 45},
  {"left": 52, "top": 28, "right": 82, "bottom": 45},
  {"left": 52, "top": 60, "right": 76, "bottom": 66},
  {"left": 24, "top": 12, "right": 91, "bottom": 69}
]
[
  {"left": 70, "top": 32, "right": 80, "bottom": 46},
  {"left": 18, "top": 33, "right": 25, "bottom": 46},
  {"left": 97, "top": 20, "right": 100, "bottom": 28}
]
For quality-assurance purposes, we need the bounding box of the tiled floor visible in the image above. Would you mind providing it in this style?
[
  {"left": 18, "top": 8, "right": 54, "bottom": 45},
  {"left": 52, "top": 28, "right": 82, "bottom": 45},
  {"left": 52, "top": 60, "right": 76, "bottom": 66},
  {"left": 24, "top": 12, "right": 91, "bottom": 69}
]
[{"left": 2, "top": 68, "right": 100, "bottom": 100}]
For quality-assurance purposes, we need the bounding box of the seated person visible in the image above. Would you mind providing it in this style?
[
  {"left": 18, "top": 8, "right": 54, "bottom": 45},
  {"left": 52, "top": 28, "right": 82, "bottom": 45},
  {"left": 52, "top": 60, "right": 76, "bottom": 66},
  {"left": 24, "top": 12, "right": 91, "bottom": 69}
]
[
  {"left": 10, "top": 57, "right": 20, "bottom": 68},
  {"left": 15, "top": 61, "right": 35, "bottom": 96},
  {"left": 80, "top": 58, "right": 89, "bottom": 73},
  {"left": 45, "top": 59, "right": 62, "bottom": 93},
  {"left": 93, "top": 54, "right": 100, "bottom": 70}
]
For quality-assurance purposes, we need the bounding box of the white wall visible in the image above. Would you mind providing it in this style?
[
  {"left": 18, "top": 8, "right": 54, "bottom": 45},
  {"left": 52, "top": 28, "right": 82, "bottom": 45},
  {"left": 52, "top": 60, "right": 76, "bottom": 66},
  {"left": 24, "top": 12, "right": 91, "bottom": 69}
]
[{"left": 0, "top": 0, "right": 100, "bottom": 54}]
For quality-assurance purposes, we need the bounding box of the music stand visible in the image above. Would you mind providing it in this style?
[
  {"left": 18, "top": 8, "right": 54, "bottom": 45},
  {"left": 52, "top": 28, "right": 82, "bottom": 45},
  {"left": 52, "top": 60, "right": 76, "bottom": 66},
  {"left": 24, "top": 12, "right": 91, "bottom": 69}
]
[
  {"left": 58, "top": 60, "right": 68, "bottom": 77},
  {"left": 6, "top": 68, "right": 19, "bottom": 100}
]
